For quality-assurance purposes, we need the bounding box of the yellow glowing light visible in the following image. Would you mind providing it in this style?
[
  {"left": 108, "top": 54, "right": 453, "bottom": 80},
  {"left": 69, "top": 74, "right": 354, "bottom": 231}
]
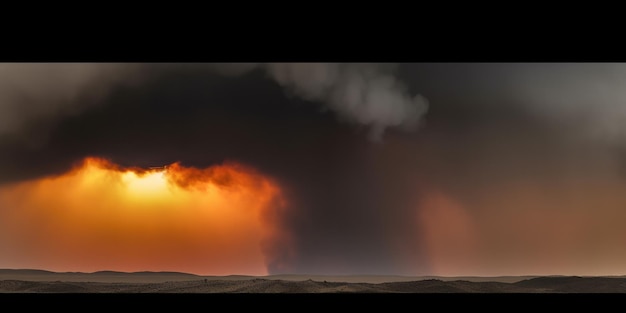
[
  {"left": 122, "top": 170, "right": 169, "bottom": 196},
  {"left": 0, "top": 157, "right": 291, "bottom": 276}
]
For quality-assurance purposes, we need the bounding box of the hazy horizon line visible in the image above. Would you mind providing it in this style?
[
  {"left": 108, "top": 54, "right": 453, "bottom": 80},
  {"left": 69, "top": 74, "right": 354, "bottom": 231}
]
[{"left": 2, "top": 268, "right": 625, "bottom": 279}]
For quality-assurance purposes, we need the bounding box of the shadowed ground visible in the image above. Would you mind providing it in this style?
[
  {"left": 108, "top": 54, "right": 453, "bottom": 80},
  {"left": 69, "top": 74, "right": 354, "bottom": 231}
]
[{"left": 1, "top": 270, "right": 625, "bottom": 293}]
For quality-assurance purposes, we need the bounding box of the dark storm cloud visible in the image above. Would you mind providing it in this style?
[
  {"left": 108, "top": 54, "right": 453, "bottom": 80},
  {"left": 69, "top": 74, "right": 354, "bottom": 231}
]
[
  {"left": 0, "top": 63, "right": 144, "bottom": 138},
  {"left": 0, "top": 63, "right": 428, "bottom": 145},
  {"left": 3, "top": 63, "right": 626, "bottom": 276},
  {"left": 212, "top": 63, "right": 429, "bottom": 141},
  {"left": 0, "top": 64, "right": 428, "bottom": 274}
]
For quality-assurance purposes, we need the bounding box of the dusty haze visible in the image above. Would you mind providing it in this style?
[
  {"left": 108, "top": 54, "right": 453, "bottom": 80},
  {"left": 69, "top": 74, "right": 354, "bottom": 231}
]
[{"left": 2, "top": 63, "right": 626, "bottom": 277}]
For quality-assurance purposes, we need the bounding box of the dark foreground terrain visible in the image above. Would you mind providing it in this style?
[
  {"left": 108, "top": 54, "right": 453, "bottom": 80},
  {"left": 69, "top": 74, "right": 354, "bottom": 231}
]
[{"left": 1, "top": 270, "right": 625, "bottom": 293}]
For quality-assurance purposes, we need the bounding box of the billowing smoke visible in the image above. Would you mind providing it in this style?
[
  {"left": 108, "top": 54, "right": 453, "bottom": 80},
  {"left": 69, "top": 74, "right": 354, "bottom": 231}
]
[
  {"left": 0, "top": 63, "right": 430, "bottom": 275},
  {"left": 0, "top": 63, "right": 428, "bottom": 143},
  {"left": 7, "top": 63, "right": 626, "bottom": 277},
  {"left": 0, "top": 63, "right": 143, "bottom": 142},
  {"left": 434, "top": 63, "right": 626, "bottom": 144},
  {"left": 214, "top": 63, "right": 429, "bottom": 141},
  {"left": 260, "top": 63, "right": 429, "bottom": 141}
]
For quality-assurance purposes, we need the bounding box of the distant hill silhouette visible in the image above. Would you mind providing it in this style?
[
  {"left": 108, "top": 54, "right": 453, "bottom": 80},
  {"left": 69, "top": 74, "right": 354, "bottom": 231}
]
[
  {"left": 514, "top": 276, "right": 626, "bottom": 293},
  {"left": 1, "top": 269, "right": 625, "bottom": 292}
]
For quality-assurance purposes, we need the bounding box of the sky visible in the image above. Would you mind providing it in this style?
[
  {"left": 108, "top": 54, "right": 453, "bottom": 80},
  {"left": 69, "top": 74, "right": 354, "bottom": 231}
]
[{"left": 1, "top": 63, "right": 626, "bottom": 277}]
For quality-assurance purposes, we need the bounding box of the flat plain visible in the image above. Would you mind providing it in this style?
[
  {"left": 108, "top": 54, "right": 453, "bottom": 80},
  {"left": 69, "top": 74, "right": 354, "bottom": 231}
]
[{"left": 1, "top": 269, "right": 625, "bottom": 293}]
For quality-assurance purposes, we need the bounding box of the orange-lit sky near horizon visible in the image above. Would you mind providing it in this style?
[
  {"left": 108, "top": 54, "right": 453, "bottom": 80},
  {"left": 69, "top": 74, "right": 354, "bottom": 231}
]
[
  {"left": 2, "top": 158, "right": 626, "bottom": 277},
  {"left": 0, "top": 157, "right": 289, "bottom": 276}
]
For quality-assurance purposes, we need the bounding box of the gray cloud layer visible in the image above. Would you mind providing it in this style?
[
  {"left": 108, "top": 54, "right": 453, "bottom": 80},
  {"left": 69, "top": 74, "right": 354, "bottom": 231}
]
[
  {"left": 0, "top": 63, "right": 429, "bottom": 142},
  {"left": 4, "top": 63, "right": 626, "bottom": 144},
  {"left": 502, "top": 63, "right": 626, "bottom": 143},
  {"left": 261, "top": 63, "right": 429, "bottom": 141},
  {"left": 3, "top": 63, "right": 626, "bottom": 276},
  {"left": 0, "top": 63, "right": 142, "bottom": 137}
]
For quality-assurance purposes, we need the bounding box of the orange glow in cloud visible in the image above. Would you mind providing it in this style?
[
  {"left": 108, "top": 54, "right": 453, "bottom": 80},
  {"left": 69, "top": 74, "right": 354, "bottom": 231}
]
[
  {"left": 416, "top": 190, "right": 480, "bottom": 276},
  {"left": 0, "top": 157, "right": 290, "bottom": 275},
  {"left": 414, "top": 180, "right": 626, "bottom": 277}
]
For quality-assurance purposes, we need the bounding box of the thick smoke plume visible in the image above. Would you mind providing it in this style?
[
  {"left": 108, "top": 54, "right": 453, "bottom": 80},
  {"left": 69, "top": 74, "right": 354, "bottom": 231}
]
[
  {"left": 260, "top": 63, "right": 429, "bottom": 141},
  {"left": 420, "top": 63, "right": 626, "bottom": 144},
  {"left": 0, "top": 63, "right": 142, "bottom": 139},
  {"left": 215, "top": 63, "right": 429, "bottom": 140},
  {"left": 0, "top": 63, "right": 429, "bottom": 142},
  {"left": 5, "top": 63, "right": 626, "bottom": 276}
]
